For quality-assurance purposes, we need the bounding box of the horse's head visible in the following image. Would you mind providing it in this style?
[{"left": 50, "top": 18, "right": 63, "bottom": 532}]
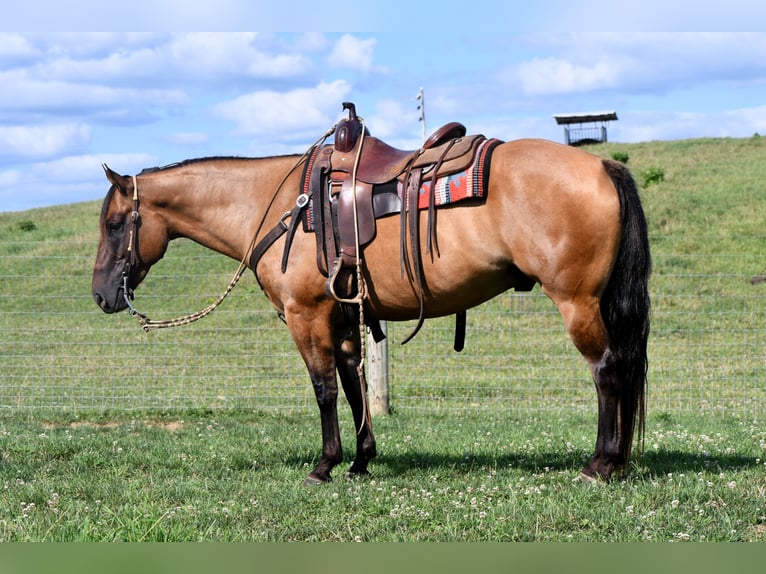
[{"left": 92, "top": 165, "right": 170, "bottom": 314}]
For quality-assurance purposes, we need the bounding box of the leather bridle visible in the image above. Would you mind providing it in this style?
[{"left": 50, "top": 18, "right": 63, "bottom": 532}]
[
  {"left": 117, "top": 127, "right": 335, "bottom": 331},
  {"left": 121, "top": 175, "right": 145, "bottom": 320}
]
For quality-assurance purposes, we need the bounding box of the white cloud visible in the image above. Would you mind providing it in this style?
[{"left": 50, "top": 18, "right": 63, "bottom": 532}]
[
  {"left": 0, "top": 33, "right": 38, "bottom": 60},
  {"left": 294, "top": 33, "right": 331, "bottom": 53},
  {"left": 0, "top": 124, "right": 90, "bottom": 160},
  {"left": 610, "top": 105, "right": 766, "bottom": 142},
  {"left": 723, "top": 105, "right": 766, "bottom": 136},
  {"left": 508, "top": 33, "right": 766, "bottom": 98},
  {"left": 516, "top": 57, "right": 620, "bottom": 96},
  {"left": 364, "top": 99, "right": 421, "bottom": 144},
  {"left": 38, "top": 45, "right": 164, "bottom": 82},
  {"left": 212, "top": 80, "right": 353, "bottom": 138},
  {"left": 36, "top": 153, "right": 156, "bottom": 181},
  {"left": 0, "top": 34, "right": 315, "bottom": 129},
  {"left": 0, "top": 152, "right": 157, "bottom": 212},
  {"left": 168, "top": 33, "right": 312, "bottom": 79},
  {"left": 327, "top": 35, "right": 379, "bottom": 73},
  {"left": 0, "top": 69, "right": 189, "bottom": 121},
  {"left": 29, "top": 33, "right": 312, "bottom": 85},
  {"left": 34, "top": 33, "right": 162, "bottom": 59}
]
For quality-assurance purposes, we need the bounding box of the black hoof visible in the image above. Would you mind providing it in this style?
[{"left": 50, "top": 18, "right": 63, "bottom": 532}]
[
  {"left": 576, "top": 471, "right": 603, "bottom": 484},
  {"left": 345, "top": 469, "right": 371, "bottom": 481},
  {"left": 303, "top": 475, "right": 331, "bottom": 486}
]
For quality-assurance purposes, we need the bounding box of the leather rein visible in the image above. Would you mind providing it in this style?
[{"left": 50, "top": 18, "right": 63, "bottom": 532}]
[{"left": 121, "top": 128, "right": 335, "bottom": 331}]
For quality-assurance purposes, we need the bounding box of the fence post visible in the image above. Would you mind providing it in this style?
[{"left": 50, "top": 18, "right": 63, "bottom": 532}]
[{"left": 367, "top": 321, "right": 390, "bottom": 415}]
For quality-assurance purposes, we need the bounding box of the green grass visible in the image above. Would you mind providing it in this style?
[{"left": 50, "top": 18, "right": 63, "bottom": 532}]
[
  {"left": 1, "top": 136, "right": 764, "bottom": 540},
  {"left": 1, "top": 410, "right": 764, "bottom": 541}
]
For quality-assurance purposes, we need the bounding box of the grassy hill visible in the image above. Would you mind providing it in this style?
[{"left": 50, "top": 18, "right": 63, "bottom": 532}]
[
  {"left": 0, "top": 136, "right": 764, "bottom": 542},
  {"left": 0, "top": 136, "right": 764, "bottom": 415}
]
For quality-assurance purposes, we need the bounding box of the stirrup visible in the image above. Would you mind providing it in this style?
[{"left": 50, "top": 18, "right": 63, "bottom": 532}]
[{"left": 328, "top": 258, "right": 364, "bottom": 304}]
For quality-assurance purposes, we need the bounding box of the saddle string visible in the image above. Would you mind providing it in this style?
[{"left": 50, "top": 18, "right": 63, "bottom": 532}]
[
  {"left": 125, "top": 127, "right": 337, "bottom": 332},
  {"left": 351, "top": 120, "right": 373, "bottom": 433},
  {"left": 326, "top": 117, "right": 373, "bottom": 433}
]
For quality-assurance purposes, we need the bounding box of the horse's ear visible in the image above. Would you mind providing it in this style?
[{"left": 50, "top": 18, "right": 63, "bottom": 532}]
[{"left": 102, "top": 164, "right": 130, "bottom": 195}]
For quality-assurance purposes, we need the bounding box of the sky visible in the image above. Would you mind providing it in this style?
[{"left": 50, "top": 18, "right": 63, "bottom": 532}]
[{"left": 2, "top": 2, "right": 766, "bottom": 212}]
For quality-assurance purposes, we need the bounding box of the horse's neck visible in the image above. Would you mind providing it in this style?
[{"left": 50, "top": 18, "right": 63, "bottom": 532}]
[{"left": 144, "top": 164, "right": 273, "bottom": 262}]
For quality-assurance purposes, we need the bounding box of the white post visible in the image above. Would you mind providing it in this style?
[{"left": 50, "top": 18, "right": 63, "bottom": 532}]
[
  {"left": 417, "top": 88, "right": 426, "bottom": 143},
  {"left": 367, "top": 322, "right": 389, "bottom": 415}
]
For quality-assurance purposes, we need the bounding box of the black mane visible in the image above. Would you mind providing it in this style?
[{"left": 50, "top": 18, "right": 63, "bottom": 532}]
[
  {"left": 138, "top": 154, "right": 300, "bottom": 175},
  {"left": 138, "top": 156, "right": 247, "bottom": 175}
]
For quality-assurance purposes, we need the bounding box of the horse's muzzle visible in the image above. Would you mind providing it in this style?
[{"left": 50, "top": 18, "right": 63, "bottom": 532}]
[{"left": 92, "top": 283, "right": 129, "bottom": 314}]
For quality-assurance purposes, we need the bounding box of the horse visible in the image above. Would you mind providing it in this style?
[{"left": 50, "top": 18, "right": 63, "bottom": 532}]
[{"left": 92, "top": 135, "right": 651, "bottom": 485}]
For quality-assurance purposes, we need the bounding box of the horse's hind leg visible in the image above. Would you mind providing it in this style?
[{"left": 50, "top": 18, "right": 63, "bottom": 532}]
[
  {"left": 583, "top": 347, "right": 628, "bottom": 481},
  {"left": 333, "top": 318, "right": 377, "bottom": 479},
  {"left": 555, "top": 296, "right": 627, "bottom": 481}
]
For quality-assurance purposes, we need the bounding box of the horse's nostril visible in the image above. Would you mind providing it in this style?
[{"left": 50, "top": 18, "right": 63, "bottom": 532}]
[{"left": 93, "top": 292, "right": 105, "bottom": 309}]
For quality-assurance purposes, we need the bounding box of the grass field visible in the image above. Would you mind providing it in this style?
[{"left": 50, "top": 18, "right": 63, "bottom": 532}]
[
  {"left": 1, "top": 409, "right": 764, "bottom": 541},
  {"left": 0, "top": 136, "right": 764, "bottom": 541}
]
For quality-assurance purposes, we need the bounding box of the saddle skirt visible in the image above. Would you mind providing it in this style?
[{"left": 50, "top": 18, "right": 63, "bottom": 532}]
[{"left": 300, "top": 136, "right": 501, "bottom": 238}]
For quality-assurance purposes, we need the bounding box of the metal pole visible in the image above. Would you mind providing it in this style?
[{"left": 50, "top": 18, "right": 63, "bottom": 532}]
[{"left": 417, "top": 87, "right": 426, "bottom": 142}]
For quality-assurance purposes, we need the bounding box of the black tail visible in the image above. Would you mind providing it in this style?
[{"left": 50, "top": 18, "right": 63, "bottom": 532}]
[{"left": 600, "top": 159, "right": 652, "bottom": 463}]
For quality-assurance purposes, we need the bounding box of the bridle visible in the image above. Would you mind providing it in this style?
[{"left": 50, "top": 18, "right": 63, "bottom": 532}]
[
  {"left": 118, "top": 171, "right": 255, "bottom": 331},
  {"left": 121, "top": 175, "right": 144, "bottom": 321},
  {"left": 115, "top": 123, "right": 372, "bottom": 433},
  {"left": 117, "top": 126, "right": 336, "bottom": 332}
]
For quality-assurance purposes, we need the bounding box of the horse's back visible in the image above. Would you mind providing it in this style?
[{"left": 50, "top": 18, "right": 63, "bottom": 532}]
[{"left": 361, "top": 138, "right": 621, "bottom": 319}]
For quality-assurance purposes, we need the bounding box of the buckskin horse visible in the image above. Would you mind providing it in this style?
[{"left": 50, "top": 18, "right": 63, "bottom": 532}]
[{"left": 92, "top": 105, "right": 650, "bottom": 484}]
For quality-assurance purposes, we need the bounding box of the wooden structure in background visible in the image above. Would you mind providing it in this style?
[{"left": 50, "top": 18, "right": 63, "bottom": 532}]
[{"left": 553, "top": 111, "right": 618, "bottom": 146}]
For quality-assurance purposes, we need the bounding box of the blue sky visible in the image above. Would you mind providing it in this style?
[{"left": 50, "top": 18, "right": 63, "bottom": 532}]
[{"left": 2, "top": 2, "right": 766, "bottom": 211}]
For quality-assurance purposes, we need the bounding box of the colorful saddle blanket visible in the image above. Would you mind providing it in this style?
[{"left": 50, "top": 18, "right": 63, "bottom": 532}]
[{"left": 301, "top": 137, "right": 501, "bottom": 233}]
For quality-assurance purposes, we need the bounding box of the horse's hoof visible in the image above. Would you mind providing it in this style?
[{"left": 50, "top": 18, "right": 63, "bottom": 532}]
[
  {"left": 345, "top": 470, "right": 371, "bottom": 481},
  {"left": 576, "top": 470, "right": 606, "bottom": 485},
  {"left": 303, "top": 475, "right": 330, "bottom": 487},
  {"left": 576, "top": 471, "right": 598, "bottom": 484}
]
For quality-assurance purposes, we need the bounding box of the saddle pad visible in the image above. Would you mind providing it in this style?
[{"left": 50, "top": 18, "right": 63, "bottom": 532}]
[
  {"left": 301, "top": 138, "right": 502, "bottom": 232},
  {"left": 415, "top": 138, "right": 500, "bottom": 209}
]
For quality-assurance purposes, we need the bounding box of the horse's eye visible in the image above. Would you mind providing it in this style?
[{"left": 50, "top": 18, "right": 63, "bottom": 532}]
[{"left": 107, "top": 220, "right": 124, "bottom": 234}]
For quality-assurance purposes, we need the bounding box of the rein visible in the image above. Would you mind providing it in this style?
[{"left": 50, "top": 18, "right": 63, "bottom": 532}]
[
  {"left": 121, "top": 119, "right": 373, "bottom": 434},
  {"left": 121, "top": 172, "right": 253, "bottom": 331},
  {"left": 122, "top": 128, "right": 336, "bottom": 332}
]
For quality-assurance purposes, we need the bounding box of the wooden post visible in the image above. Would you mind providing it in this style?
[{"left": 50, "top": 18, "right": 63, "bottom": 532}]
[{"left": 367, "top": 321, "right": 390, "bottom": 415}]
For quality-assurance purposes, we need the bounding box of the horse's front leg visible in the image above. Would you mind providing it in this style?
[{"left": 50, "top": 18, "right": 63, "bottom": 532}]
[
  {"left": 285, "top": 304, "right": 343, "bottom": 485},
  {"left": 333, "top": 317, "right": 377, "bottom": 479}
]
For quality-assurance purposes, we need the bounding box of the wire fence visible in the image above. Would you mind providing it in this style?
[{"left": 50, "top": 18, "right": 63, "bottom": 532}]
[{"left": 1, "top": 236, "right": 764, "bottom": 419}]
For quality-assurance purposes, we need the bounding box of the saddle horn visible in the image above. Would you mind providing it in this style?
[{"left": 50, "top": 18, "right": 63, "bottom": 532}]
[{"left": 335, "top": 102, "right": 366, "bottom": 153}]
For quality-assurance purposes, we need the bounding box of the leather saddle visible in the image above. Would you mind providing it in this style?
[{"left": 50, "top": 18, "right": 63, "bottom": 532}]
[
  {"left": 316, "top": 103, "right": 484, "bottom": 265},
  {"left": 248, "top": 103, "right": 510, "bottom": 349},
  {"left": 278, "top": 103, "right": 493, "bottom": 349}
]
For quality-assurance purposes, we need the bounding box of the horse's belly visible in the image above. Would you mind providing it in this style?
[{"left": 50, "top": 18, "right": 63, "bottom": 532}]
[{"left": 362, "top": 214, "right": 517, "bottom": 320}]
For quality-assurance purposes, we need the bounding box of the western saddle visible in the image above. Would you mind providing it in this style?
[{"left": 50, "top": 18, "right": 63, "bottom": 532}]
[{"left": 252, "top": 102, "right": 495, "bottom": 349}]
